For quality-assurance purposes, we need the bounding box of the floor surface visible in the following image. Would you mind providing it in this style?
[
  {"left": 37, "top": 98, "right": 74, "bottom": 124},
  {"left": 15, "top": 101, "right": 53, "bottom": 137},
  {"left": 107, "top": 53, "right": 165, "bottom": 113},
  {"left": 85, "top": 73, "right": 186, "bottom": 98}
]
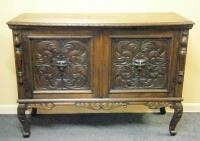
[{"left": 0, "top": 113, "right": 199, "bottom": 141}]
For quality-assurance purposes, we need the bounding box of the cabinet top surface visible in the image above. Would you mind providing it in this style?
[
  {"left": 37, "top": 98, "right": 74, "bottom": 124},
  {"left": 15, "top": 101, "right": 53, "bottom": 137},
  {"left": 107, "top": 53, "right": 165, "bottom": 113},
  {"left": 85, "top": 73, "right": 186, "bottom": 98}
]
[{"left": 7, "top": 13, "right": 194, "bottom": 27}]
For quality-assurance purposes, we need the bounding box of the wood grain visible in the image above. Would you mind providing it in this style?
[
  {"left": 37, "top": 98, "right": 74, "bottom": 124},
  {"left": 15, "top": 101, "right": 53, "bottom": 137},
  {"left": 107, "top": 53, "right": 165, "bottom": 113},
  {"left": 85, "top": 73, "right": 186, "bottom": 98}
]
[
  {"left": 7, "top": 13, "right": 194, "bottom": 27},
  {"left": 8, "top": 13, "right": 194, "bottom": 137}
]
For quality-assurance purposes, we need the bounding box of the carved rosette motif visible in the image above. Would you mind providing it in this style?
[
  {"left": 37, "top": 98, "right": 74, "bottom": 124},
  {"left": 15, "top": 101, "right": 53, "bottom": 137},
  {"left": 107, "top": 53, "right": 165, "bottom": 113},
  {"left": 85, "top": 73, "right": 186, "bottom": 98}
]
[
  {"left": 75, "top": 102, "right": 128, "bottom": 110},
  {"left": 32, "top": 39, "right": 90, "bottom": 90},
  {"left": 111, "top": 39, "right": 169, "bottom": 89}
]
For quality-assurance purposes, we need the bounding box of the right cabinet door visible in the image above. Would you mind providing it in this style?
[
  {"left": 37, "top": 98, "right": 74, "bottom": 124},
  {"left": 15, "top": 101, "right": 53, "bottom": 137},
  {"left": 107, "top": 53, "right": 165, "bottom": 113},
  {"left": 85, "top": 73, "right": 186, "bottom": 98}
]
[{"left": 102, "top": 30, "right": 178, "bottom": 98}]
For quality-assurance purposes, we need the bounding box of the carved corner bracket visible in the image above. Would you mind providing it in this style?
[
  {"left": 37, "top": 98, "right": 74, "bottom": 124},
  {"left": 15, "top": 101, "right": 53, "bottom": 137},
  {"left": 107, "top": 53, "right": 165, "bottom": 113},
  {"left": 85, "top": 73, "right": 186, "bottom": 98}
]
[
  {"left": 74, "top": 102, "right": 128, "bottom": 110},
  {"left": 27, "top": 103, "right": 55, "bottom": 110}
]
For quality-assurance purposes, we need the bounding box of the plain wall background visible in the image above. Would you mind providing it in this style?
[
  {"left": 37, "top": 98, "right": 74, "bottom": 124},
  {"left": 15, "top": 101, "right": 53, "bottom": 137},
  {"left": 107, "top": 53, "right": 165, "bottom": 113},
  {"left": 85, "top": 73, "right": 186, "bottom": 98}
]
[{"left": 0, "top": 0, "right": 199, "bottom": 108}]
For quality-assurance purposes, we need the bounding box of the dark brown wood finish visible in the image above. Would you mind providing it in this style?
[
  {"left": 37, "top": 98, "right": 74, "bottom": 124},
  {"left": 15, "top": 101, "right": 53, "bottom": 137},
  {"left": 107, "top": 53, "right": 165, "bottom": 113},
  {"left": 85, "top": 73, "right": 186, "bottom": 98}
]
[
  {"left": 7, "top": 13, "right": 193, "bottom": 137},
  {"left": 17, "top": 104, "right": 30, "bottom": 137}
]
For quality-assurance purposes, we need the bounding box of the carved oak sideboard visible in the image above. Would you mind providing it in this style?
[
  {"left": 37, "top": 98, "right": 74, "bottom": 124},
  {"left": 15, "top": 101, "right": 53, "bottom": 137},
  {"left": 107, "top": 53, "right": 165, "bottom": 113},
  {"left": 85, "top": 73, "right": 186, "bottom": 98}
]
[{"left": 7, "top": 13, "right": 194, "bottom": 137}]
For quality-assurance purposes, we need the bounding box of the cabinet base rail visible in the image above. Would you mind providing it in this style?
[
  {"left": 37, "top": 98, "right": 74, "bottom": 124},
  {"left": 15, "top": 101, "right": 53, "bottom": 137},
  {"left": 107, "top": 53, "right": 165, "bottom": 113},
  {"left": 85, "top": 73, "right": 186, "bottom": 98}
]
[{"left": 17, "top": 101, "right": 183, "bottom": 137}]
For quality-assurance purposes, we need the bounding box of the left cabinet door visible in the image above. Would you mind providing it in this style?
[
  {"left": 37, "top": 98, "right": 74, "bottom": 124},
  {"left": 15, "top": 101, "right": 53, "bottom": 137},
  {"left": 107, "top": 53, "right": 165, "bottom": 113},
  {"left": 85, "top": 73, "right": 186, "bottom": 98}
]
[{"left": 22, "top": 29, "right": 100, "bottom": 99}]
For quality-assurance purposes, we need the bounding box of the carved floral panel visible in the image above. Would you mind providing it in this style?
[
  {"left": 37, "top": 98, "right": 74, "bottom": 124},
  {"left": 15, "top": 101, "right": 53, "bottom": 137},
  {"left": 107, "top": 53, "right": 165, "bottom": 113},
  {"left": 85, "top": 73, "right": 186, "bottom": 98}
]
[
  {"left": 31, "top": 38, "right": 90, "bottom": 90},
  {"left": 111, "top": 38, "right": 170, "bottom": 89}
]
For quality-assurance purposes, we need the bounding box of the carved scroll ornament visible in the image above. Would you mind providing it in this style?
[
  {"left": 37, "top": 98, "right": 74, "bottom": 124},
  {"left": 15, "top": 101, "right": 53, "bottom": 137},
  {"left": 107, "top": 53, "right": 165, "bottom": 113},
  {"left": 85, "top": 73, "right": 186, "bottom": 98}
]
[
  {"left": 27, "top": 103, "right": 55, "bottom": 110},
  {"left": 33, "top": 39, "right": 90, "bottom": 90},
  {"left": 144, "top": 102, "right": 172, "bottom": 109},
  {"left": 112, "top": 39, "right": 169, "bottom": 89},
  {"left": 75, "top": 102, "right": 128, "bottom": 110}
]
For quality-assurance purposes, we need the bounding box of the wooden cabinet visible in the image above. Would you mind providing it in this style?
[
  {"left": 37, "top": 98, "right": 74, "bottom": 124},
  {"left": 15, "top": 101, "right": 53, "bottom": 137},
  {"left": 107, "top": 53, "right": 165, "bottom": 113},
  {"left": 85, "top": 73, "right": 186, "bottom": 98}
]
[{"left": 7, "top": 13, "right": 194, "bottom": 137}]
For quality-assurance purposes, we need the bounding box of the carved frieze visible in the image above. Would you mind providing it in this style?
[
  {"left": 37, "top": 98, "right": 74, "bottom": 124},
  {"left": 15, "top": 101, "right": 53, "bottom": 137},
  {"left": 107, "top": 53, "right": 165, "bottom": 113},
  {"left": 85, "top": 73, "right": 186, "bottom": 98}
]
[
  {"left": 144, "top": 102, "right": 172, "bottom": 109},
  {"left": 32, "top": 39, "right": 90, "bottom": 90},
  {"left": 27, "top": 103, "right": 55, "bottom": 110},
  {"left": 111, "top": 39, "right": 170, "bottom": 89},
  {"left": 75, "top": 102, "right": 128, "bottom": 110}
]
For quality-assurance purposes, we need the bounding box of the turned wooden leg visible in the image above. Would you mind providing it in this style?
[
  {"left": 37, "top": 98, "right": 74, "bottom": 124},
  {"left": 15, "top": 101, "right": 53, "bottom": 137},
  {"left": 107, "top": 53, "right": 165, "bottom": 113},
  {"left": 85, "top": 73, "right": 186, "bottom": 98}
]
[
  {"left": 169, "top": 102, "right": 183, "bottom": 136},
  {"left": 31, "top": 108, "right": 37, "bottom": 116},
  {"left": 160, "top": 107, "right": 166, "bottom": 115},
  {"left": 17, "top": 104, "right": 30, "bottom": 138}
]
